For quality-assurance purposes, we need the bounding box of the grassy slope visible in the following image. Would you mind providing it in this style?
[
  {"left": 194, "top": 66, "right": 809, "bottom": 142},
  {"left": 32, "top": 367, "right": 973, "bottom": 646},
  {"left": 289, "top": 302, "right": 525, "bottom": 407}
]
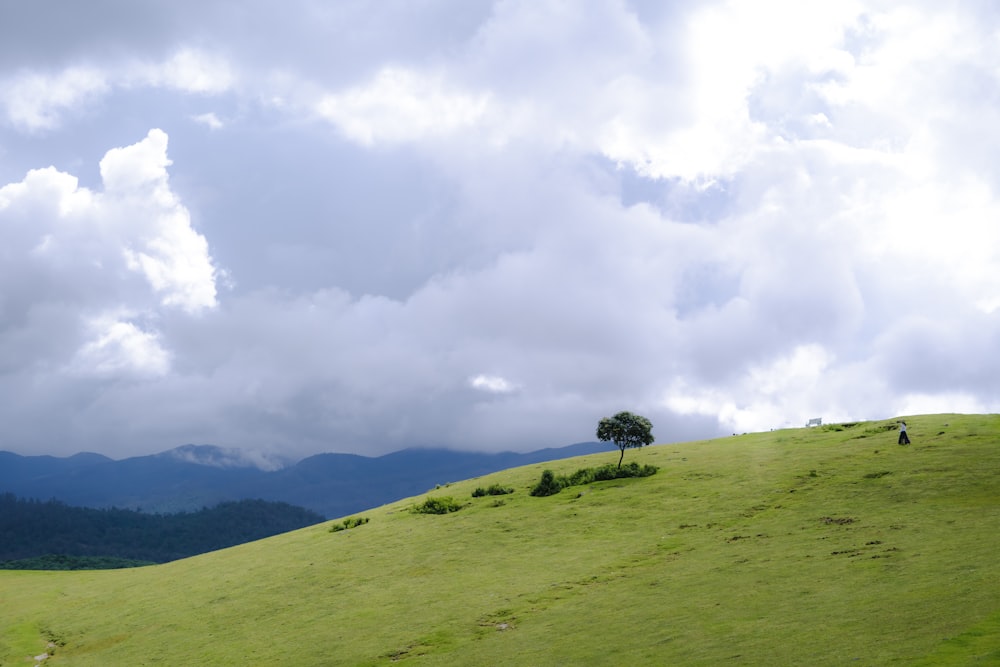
[{"left": 1, "top": 413, "right": 998, "bottom": 666}]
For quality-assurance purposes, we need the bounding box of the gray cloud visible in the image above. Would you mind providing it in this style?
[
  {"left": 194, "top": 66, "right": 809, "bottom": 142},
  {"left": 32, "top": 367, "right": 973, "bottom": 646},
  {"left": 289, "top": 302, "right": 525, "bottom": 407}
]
[{"left": 3, "top": 1, "right": 1000, "bottom": 460}]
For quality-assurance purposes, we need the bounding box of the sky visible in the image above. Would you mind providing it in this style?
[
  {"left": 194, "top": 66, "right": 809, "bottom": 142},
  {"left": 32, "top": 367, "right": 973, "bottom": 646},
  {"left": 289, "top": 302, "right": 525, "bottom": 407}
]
[{"left": 2, "top": 0, "right": 1000, "bottom": 462}]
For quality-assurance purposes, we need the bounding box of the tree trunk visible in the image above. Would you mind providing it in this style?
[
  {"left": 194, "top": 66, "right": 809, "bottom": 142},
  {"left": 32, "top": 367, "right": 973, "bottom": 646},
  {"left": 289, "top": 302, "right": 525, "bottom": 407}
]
[{"left": 618, "top": 447, "right": 624, "bottom": 469}]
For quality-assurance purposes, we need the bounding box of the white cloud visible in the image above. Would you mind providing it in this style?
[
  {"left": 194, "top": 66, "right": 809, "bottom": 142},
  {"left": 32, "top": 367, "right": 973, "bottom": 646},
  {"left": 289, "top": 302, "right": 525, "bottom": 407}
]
[
  {"left": 71, "top": 316, "right": 170, "bottom": 377},
  {"left": 2, "top": 66, "right": 109, "bottom": 131},
  {"left": 1, "top": 49, "right": 234, "bottom": 133},
  {"left": 316, "top": 67, "right": 490, "bottom": 144},
  {"left": 893, "top": 392, "right": 999, "bottom": 419},
  {"left": 100, "top": 129, "right": 219, "bottom": 313},
  {"left": 100, "top": 127, "right": 175, "bottom": 193},
  {"left": 0, "top": 165, "right": 95, "bottom": 218},
  {"left": 145, "top": 48, "right": 234, "bottom": 93},
  {"left": 192, "top": 112, "right": 224, "bottom": 129},
  {"left": 665, "top": 344, "right": 842, "bottom": 433},
  {"left": 866, "top": 176, "right": 1000, "bottom": 314},
  {"left": 0, "top": 130, "right": 217, "bottom": 390},
  {"left": 469, "top": 374, "right": 518, "bottom": 394},
  {"left": 1, "top": 131, "right": 218, "bottom": 320}
]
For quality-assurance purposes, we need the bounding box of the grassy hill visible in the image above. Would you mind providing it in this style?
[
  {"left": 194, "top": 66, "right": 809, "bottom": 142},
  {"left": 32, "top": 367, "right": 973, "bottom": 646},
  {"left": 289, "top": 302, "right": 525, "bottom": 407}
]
[{"left": 1, "top": 413, "right": 998, "bottom": 665}]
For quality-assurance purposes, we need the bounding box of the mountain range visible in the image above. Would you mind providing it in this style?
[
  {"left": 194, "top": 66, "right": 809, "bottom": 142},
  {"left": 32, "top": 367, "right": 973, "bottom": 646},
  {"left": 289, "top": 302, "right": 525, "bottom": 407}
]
[{"left": 0, "top": 442, "right": 609, "bottom": 518}]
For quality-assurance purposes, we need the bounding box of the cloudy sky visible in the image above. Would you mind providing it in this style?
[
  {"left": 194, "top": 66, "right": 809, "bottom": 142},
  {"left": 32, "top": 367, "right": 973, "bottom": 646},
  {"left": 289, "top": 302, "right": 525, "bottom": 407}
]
[{"left": 2, "top": 0, "right": 999, "bottom": 462}]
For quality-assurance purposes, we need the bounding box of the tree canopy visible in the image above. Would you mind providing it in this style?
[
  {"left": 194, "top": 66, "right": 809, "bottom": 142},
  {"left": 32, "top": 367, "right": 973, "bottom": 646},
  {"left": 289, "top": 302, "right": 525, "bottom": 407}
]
[{"left": 596, "top": 411, "right": 655, "bottom": 468}]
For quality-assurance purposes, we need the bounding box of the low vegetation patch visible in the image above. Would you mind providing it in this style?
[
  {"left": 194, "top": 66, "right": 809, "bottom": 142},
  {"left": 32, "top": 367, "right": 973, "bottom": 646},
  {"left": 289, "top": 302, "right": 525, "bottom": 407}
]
[
  {"left": 853, "top": 421, "right": 899, "bottom": 438},
  {"left": 530, "top": 462, "right": 659, "bottom": 497},
  {"left": 822, "top": 421, "right": 862, "bottom": 432},
  {"left": 411, "top": 496, "right": 464, "bottom": 515},
  {"left": 472, "top": 484, "right": 515, "bottom": 498},
  {"left": 821, "top": 516, "right": 857, "bottom": 525},
  {"left": 329, "top": 516, "right": 369, "bottom": 533}
]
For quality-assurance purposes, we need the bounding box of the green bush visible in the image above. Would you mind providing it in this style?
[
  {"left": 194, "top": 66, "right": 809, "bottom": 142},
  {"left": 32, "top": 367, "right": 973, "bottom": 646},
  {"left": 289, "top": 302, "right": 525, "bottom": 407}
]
[
  {"left": 472, "top": 484, "right": 515, "bottom": 498},
  {"left": 531, "top": 463, "right": 659, "bottom": 497},
  {"left": 565, "top": 462, "right": 658, "bottom": 486},
  {"left": 530, "top": 470, "right": 564, "bottom": 497},
  {"left": 619, "top": 462, "right": 658, "bottom": 478},
  {"left": 329, "top": 516, "right": 369, "bottom": 532},
  {"left": 411, "top": 497, "right": 464, "bottom": 515}
]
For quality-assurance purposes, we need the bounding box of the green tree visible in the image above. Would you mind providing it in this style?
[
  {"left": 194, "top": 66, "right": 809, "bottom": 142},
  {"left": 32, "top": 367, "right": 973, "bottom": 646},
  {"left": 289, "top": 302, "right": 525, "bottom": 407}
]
[{"left": 596, "top": 411, "right": 655, "bottom": 469}]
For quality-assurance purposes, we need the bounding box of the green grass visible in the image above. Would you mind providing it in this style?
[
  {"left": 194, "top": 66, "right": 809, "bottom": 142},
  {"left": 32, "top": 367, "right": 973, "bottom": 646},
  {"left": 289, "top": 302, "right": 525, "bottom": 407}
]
[{"left": 1, "top": 413, "right": 998, "bottom": 665}]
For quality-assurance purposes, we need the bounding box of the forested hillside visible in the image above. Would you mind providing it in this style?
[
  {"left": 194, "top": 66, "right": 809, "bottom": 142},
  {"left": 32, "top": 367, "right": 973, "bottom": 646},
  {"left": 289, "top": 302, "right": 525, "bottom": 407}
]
[{"left": 0, "top": 493, "right": 324, "bottom": 568}]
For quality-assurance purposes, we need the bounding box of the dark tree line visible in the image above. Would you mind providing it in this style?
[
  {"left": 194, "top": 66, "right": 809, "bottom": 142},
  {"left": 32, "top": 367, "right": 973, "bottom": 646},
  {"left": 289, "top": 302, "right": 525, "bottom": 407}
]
[{"left": 0, "top": 493, "right": 325, "bottom": 567}]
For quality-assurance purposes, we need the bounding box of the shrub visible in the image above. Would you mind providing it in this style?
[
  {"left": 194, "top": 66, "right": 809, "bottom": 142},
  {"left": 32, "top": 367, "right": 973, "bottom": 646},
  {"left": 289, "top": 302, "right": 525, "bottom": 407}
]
[
  {"left": 567, "top": 462, "right": 658, "bottom": 485},
  {"left": 329, "top": 516, "right": 369, "bottom": 532},
  {"left": 472, "top": 484, "right": 515, "bottom": 498},
  {"left": 411, "top": 496, "right": 464, "bottom": 515},
  {"left": 530, "top": 463, "right": 658, "bottom": 497},
  {"left": 530, "top": 470, "right": 564, "bottom": 497}
]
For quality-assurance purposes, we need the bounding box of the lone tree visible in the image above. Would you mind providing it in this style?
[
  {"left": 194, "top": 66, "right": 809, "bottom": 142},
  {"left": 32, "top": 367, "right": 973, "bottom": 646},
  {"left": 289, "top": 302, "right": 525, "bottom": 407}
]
[{"left": 597, "top": 411, "right": 654, "bottom": 469}]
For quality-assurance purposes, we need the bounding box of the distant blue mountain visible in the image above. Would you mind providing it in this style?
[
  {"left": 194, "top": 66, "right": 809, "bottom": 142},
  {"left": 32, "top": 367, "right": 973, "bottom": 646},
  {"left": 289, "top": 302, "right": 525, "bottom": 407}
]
[{"left": 0, "top": 442, "right": 609, "bottom": 518}]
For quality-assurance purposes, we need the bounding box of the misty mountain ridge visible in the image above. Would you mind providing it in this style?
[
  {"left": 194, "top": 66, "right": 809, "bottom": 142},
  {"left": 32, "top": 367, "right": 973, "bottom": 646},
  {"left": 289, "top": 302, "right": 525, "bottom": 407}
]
[{"left": 0, "top": 441, "right": 609, "bottom": 518}]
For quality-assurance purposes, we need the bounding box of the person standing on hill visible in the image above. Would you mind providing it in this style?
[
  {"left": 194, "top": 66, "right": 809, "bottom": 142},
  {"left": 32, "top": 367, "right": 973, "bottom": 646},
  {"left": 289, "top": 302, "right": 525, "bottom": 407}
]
[{"left": 898, "top": 421, "right": 910, "bottom": 445}]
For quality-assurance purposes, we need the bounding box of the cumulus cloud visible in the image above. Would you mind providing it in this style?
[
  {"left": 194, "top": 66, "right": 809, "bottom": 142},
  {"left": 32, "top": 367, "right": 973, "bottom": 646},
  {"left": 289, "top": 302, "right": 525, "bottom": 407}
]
[
  {"left": 103, "top": 129, "right": 219, "bottom": 313},
  {"left": 2, "top": 128, "right": 218, "bottom": 315},
  {"left": 0, "top": 129, "right": 217, "bottom": 387}
]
